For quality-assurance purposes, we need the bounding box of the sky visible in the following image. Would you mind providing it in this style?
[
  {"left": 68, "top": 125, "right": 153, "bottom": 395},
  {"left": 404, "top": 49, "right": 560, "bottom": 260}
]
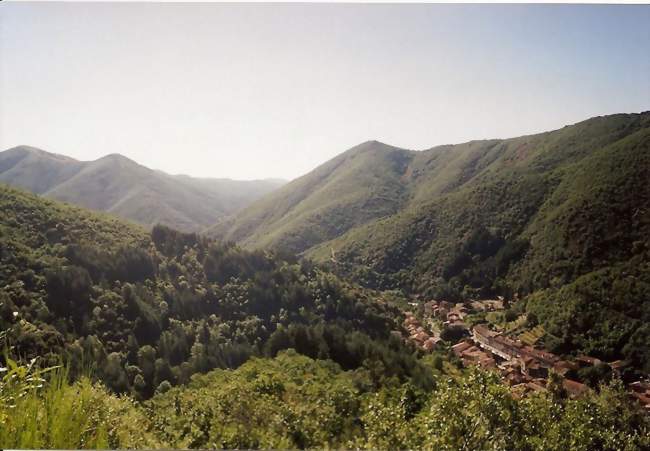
[{"left": 1, "top": 3, "right": 649, "bottom": 180}]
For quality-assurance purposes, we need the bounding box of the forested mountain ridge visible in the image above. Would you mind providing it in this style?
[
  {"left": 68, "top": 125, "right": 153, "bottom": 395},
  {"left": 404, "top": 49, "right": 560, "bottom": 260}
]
[
  {"left": 1, "top": 153, "right": 649, "bottom": 449},
  {"left": 212, "top": 112, "right": 650, "bottom": 368},
  {"left": 0, "top": 146, "right": 285, "bottom": 232},
  {"left": 311, "top": 112, "right": 650, "bottom": 290},
  {"left": 0, "top": 184, "right": 428, "bottom": 398},
  {"left": 209, "top": 140, "right": 412, "bottom": 252},
  {"left": 216, "top": 112, "right": 649, "bottom": 264},
  {"left": 314, "top": 113, "right": 650, "bottom": 368}
]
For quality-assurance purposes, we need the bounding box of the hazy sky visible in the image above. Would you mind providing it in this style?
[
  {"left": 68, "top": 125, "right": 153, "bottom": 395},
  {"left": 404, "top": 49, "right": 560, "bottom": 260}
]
[{"left": 1, "top": 3, "right": 649, "bottom": 180}]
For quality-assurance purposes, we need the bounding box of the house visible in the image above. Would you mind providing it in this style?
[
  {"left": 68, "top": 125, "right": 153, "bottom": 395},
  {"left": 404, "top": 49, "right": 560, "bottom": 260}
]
[
  {"left": 422, "top": 336, "right": 440, "bottom": 352},
  {"left": 522, "top": 357, "right": 548, "bottom": 379},
  {"left": 470, "top": 299, "right": 505, "bottom": 312},
  {"left": 424, "top": 301, "right": 439, "bottom": 316},
  {"left": 447, "top": 312, "right": 461, "bottom": 322},
  {"left": 472, "top": 325, "right": 522, "bottom": 360},
  {"left": 527, "top": 380, "right": 548, "bottom": 393},
  {"left": 502, "top": 368, "right": 526, "bottom": 386},
  {"left": 608, "top": 360, "right": 628, "bottom": 377},
  {"left": 452, "top": 340, "right": 472, "bottom": 357},
  {"left": 404, "top": 318, "right": 418, "bottom": 327},
  {"left": 520, "top": 346, "right": 560, "bottom": 368},
  {"left": 458, "top": 345, "right": 496, "bottom": 369},
  {"left": 628, "top": 381, "right": 650, "bottom": 411}
]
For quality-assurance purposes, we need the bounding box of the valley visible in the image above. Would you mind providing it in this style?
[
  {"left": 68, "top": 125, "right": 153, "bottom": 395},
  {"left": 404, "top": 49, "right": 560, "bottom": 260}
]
[{"left": 1, "top": 112, "right": 649, "bottom": 449}]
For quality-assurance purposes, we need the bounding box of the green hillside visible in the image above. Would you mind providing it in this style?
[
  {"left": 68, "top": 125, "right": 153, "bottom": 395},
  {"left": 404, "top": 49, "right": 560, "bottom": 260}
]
[
  {"left": 215, "top": 112, "right": 650, "bottom": 365},
  {"left": 0, "top": 183, "right": 427, "bottom": 398},
  {"left": 217, "top": 113, "right": 649, "bottom": 265},
  {"left": 210, "top": 140, "right": 412, "bottom": 253},
  {"left": 314, "top": 113, "right": 649, "bottom": 284},
  {"left": 0, "top": 146, "right": 285, "bottom": 232},
  {"left": 4, "top": 351, "right": 648, "bottom": 449}
]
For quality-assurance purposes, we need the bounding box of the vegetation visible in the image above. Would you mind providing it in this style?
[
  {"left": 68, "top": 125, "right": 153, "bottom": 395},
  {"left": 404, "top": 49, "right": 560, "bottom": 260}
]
[
  {"left": 148, "top": 351, "right": 650, "bottom": 449},
  {"left": 1, "top": 112, "right": 649, "bottom": 448},
  {"left": 0, "top": 146, "right": 284, "bottom": 232},
  {"left": 3, "top": 350, "right": 647, "bottom": 449},
  {"left": 214, "top": 112, "right": 650, "bottom": 366},
  {"left": 0, "top": 184, "right": 426, "bottom": 400},
  {"left": 210, "top": 140, "right": 412, "bottom": 253}
]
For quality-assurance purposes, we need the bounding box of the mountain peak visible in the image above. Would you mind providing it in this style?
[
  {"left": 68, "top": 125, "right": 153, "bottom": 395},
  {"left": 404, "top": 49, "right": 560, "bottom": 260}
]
[
  {"left": 10, "top": 145, "right": 44, "bottom": 154},
  {"left": 97, "top": 153, "right": 137, "bottom": 164},
  {"left": 344, "top": 140, "right": 405, "bottom": 157},
  {"left": 2, "top": 145, "right": 79, "bottom": 163}
]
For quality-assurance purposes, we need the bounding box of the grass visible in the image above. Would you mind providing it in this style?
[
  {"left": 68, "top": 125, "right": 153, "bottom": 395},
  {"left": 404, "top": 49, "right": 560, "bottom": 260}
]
[{"left": 0, "top": 363, "right": 160, "bottom": 449}]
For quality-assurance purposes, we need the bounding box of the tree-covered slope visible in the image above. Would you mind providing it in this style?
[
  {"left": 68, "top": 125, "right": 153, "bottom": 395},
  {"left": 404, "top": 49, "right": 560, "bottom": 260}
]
[
  {"left": 212, "top": 112, "right": 650, "bottom": 365},
  {"left": 216, "top": 113, "right": 649, "bottom": 265},
  {"left": 0, "top": 146, "right": 285, "bottom": 232},
  {"left": 0, "top": 184, "right": 427, "bottom": 399},
  {"left": 210, "top": 140, "right": 412, "bottom": 253},
  {"left": 315, "top": 112, "right": 650, "bottom": 291},
  {"left": 311, "top": 113, "right": 650, "bottom": 367}
]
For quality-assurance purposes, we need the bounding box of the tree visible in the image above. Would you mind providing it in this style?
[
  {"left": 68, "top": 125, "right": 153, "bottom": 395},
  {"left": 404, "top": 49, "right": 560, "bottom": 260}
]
[{"left": 102, "top": 352, "right": 129, "bottom": 393}]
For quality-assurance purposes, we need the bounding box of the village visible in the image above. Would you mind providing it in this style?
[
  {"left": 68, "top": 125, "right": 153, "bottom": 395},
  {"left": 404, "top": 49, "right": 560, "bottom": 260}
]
[{"left": 401, "top": 298, "right": 650, "bottom": 412}]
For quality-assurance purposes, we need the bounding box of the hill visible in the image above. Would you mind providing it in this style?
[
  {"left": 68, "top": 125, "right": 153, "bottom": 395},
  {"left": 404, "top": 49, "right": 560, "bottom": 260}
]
[
  {"left": 216, "top": 113, "right": 649, "bottom": 262},
  {"left": 210, "top": 140, "right": 412, "bottom": 252},
  {"left": 0, "top": 183, "right": 425, "bottom": 398},
  {"left": 214, "top": 112, "right": 650, "bottom": 366},
  {"left": 0, "top": 146, "right": 285, "bottom": 231}
]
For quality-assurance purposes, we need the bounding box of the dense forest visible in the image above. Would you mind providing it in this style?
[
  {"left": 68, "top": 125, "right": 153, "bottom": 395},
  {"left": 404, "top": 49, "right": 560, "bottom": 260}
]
[{"left": 0, "top": 185, "right": 431, "bottom": 399}]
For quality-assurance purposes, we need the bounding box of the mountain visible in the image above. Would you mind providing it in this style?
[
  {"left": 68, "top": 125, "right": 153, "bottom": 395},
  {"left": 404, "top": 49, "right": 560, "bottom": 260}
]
[
  {"left": 1, "top": 128, "right": 649, "bottom": 449},
  {"left": 214, "top": 112, "right": 650, "bottom": 365},
  {"left": 213, "top": 113, "right": 649, "bottom": 275},
  {"left": 209, "top": 140, "right": 413, "bottom": 251},
  {"left": 308, "top": 113, "right": 650, "bottom": 291},
  {"left": 0, "top": 146, "right": 285, "bottom": 231}
]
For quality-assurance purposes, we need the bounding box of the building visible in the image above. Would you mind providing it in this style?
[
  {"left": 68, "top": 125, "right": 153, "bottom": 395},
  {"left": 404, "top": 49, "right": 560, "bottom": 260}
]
[
  {"left": 422, "top": 336, "right": 441, "bottom": 352},
  {"left": 472, "top": 325, "right": 522, "bottom": 360},
  {"left": 472, "top": 325, "right": 560, "bottom": 369},
  {"left": 452, "top": 340, "right": 472, "bottom": 357}
]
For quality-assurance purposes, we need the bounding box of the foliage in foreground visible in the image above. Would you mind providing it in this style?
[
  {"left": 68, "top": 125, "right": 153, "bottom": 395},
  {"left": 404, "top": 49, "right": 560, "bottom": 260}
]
[
  {"left": 0, "top": 361, "right": 159, "bottom": 449},
  {"left": 1, "top": 351, "right": 648, "bottom": 450},
  {"left": 146, "top": 351, "right": 650, "bottom": 450}
]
